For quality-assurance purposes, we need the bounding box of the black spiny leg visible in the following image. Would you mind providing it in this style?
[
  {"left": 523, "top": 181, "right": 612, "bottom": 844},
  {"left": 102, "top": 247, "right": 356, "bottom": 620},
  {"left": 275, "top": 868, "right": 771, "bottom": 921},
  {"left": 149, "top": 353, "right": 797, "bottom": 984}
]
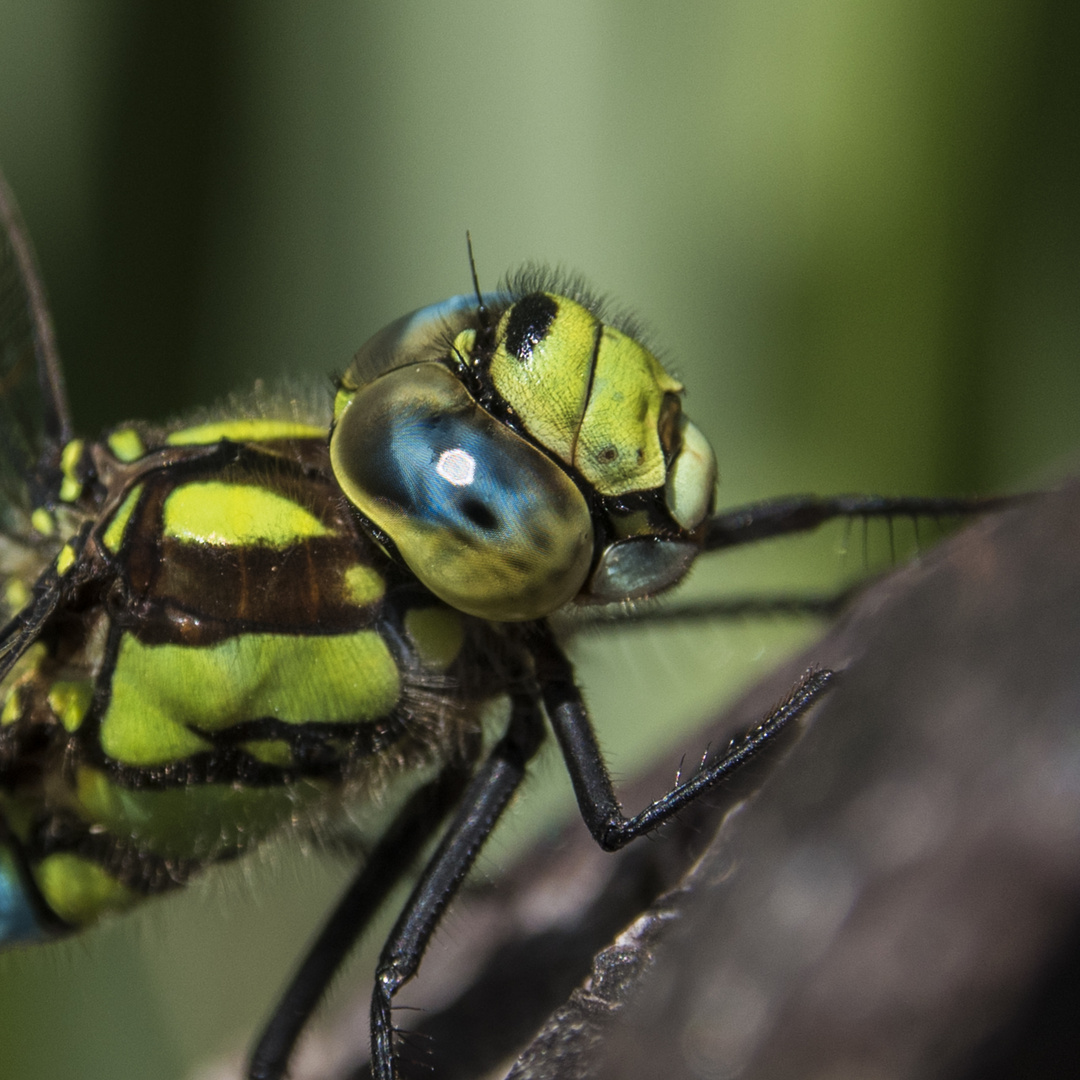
[
  {"left": 705, "top": 493, "right": 1014, "bottom": 552},
  {"left": 248, "top": 765, "right": 474, "bottom": 1080},
  {"left": 533, "top": 625, "right": 833, "bottom": 851},
  {"left": 370, "top": 690, "right": 546, "bottom": 1080}
]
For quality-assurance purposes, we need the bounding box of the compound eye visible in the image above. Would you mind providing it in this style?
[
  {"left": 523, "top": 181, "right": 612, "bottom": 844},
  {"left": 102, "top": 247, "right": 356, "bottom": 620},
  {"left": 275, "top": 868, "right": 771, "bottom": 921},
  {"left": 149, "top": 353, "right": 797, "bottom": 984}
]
[
  {"left": 665, "top": 417, "right": 717, "bottom": 531},
  {"left": 330, "top": 363, "right": 594, "bottom": 621}
]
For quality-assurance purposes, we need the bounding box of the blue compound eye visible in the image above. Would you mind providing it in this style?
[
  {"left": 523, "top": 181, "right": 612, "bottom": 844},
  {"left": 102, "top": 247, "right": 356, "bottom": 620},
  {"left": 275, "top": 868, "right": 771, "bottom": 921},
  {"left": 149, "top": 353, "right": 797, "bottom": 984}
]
[{"left": 330, "top": 363, "right": 594, "bottom": 621}]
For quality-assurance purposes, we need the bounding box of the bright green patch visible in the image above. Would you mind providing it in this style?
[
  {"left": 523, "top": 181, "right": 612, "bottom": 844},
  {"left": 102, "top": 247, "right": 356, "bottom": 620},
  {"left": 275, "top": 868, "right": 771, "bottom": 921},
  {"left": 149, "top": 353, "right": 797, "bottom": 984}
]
[
  {"left": 102, "top": 484, "right": 143, "bottom": 553},
  {"left": 55, "top": 544, "right": 76, "bottom": 576},
  {"left": 35, "top": 853, "right": 135, "bottom": 927},
  {"left": 404, "top": 607, "right": 464, "bottom": 671},
  {"left": 343, "top": 563, "right": 385, "bottom": 606},
  {"left": 30, "top": 507, "right": 54, "bottom": 537},
  {"left": 47, "top": 680, "right": 94, "bottom": 733},
  {"left": 100, "top": 630, "right": 401, "bottom": 767},
  {"left": 166, "top": 419, "right": 325, "bottom": 446},
  {"left": 576, "top": 326, "right": 682, "bottom": 496},
  {"left": 107, "top": 428, "right": 146, "bottom": 463},
  {"left": 58, "top": 439, "right": 85, "bottom": 502},
  {"left": 488, "top": 295, "right": 595, "bottom": 466},
  {"left": 162, "top": 482, "right": 328, "bottom": 547},
  {"left": 60, "top": 439, "right": 84, "bottom": 474}
]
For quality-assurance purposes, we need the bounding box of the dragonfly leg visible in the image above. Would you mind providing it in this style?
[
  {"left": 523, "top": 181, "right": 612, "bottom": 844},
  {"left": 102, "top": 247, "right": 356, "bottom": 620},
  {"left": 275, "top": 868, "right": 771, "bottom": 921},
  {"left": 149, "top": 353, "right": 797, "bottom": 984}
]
[
  {"left": 369, "top": 689, "right": 546, "bottom": 1080},
  {"left": 247, "top": 762, "right": 474, "bottom": 1080},
  {"left": 705, "top": 492, "right": 1013, "bottom": 552},
  {"left": 533, "top": 625, "right": 834, "bottom": 851}
]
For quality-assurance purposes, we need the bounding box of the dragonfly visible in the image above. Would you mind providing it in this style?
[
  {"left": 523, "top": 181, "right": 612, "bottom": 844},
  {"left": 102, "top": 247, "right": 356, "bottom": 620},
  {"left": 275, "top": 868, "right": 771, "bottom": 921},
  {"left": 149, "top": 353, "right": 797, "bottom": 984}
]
[{"left": 0, "top": 169, "right": 1007, "bottom": 1080}]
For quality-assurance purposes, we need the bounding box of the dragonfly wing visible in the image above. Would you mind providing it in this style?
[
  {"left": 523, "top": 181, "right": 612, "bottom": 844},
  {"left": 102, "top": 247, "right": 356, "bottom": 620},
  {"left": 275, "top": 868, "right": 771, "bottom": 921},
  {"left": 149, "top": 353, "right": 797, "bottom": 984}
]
[
  {"left": 0, "top": 170, "right": 71, "bottom": 533},
  {"left": 0, "top": 569, "right": 63, "bottom": 683}
]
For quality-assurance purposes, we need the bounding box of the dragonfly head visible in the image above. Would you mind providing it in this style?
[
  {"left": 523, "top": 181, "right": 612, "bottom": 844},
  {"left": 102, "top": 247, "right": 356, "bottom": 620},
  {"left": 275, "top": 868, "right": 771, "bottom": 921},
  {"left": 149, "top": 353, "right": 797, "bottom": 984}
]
[{"left": 330, "top": 288, "right": 718, "bottom": 621}]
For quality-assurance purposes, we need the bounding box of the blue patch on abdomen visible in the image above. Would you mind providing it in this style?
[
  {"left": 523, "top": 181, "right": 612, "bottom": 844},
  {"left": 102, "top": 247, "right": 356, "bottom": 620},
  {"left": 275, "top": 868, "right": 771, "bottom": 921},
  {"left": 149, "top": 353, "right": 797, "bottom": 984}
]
[{"left": 0, "top": 845, "right": 46, "bottom": 945}]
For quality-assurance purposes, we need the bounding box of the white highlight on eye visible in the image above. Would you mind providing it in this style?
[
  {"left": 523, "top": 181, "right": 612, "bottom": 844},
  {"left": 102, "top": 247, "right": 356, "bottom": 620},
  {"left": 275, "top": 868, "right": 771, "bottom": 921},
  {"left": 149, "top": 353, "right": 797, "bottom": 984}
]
[{"left": 436, "top": 448, "right": 476, "bottom": 486}]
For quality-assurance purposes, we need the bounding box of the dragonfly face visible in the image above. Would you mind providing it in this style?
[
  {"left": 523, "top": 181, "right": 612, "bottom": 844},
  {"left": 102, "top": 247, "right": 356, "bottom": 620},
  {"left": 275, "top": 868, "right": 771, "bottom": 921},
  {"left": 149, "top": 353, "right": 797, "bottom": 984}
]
[{"left": 330, "top": 287, "right": 718, "bottom": 620}]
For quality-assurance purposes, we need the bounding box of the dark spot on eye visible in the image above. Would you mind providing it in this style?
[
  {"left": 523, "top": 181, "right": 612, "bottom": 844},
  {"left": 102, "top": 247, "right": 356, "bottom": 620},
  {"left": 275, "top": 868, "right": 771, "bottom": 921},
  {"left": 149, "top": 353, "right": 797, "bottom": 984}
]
[
  {"left": 504, "top": 293, "right": 558, "bottom": 363},
  {"left": 597, "top": 446, "right": 619, "bottom": 464},
  {"left": 460, "top": 498, "right": 499, "bottom": 531}
]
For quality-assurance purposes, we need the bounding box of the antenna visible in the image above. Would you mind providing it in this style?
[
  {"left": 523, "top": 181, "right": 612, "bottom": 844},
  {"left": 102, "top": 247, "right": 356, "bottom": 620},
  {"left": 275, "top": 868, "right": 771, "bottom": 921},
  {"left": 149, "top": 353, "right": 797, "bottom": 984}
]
[{"left": 466, "top": 232, "right": 489, "bottom": 328}]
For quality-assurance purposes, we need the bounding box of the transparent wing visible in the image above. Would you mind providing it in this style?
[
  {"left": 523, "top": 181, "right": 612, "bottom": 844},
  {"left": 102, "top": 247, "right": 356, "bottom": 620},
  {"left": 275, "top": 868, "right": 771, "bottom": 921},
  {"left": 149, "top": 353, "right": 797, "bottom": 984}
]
[{"left": 0, "top": 170, "right": 71, "bottom": 534}]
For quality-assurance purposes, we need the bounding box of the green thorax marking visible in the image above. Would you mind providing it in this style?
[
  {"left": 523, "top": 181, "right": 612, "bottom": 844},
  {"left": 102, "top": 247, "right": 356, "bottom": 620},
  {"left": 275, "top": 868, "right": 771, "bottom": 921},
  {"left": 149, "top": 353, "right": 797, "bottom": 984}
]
[
  {"left": 166, "top": 419, "right": 325, "bottom": 446},
  {"left": 102, "top": 484, "right": 143, "bottom": 553},
  {"left": 58, "top": 439, "right": 85, "bottom": 502},
  {"left": 106, "top": 428, "right": 146, "bottom": 463},
  {"left": 162, "top": 482, "right": 329, "bottom": 547},
  {"left": 100, "top": 630, "right": 402, "bottom": 766}
]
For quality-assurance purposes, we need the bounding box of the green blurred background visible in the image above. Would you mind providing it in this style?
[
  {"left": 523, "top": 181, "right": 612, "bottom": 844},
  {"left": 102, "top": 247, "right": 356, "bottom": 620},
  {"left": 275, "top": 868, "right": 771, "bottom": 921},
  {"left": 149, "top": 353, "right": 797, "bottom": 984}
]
[{"left": 0, "top": 3, "right": 1077, "bottom": 1078}]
